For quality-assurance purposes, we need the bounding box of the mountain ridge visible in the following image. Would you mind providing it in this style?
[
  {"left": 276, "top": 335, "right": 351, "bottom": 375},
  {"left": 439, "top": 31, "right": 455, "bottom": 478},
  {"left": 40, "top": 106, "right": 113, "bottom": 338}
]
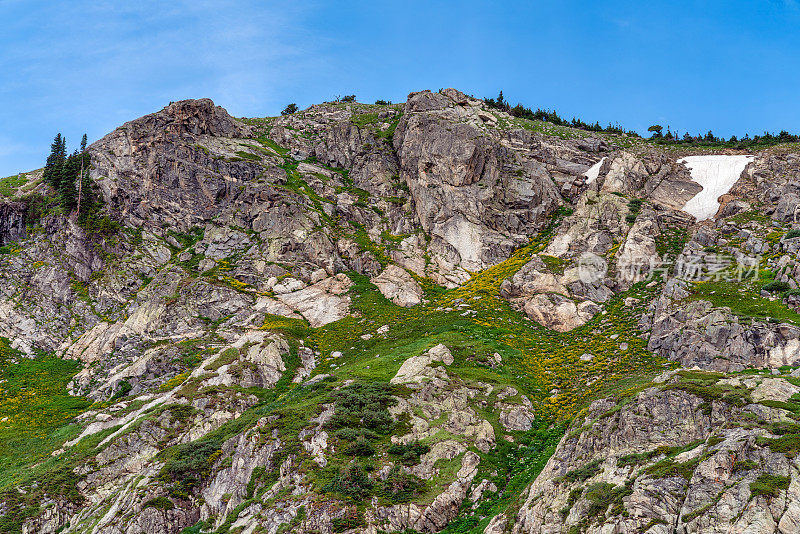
[{"left": 2, "top": 89, "right": 800, "bottom": 533}]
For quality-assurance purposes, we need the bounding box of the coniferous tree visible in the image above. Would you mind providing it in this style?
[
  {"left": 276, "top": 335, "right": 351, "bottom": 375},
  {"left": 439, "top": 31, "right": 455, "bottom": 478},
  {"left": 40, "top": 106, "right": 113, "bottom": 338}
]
[
  {"left": 43, "top": 133, "right": 66, "bottom": 188},
  {"left": 78, "top": 135, "right": 95, "bottom": 221},
  {"left": 57, "top": 150, "right": 79, "bottom": 212},
  {"left": 40, "top": 133, "right": 99, "bottom": 217},
  {"left": 281, "top": 103, "right": 298, "bottom": 115}
]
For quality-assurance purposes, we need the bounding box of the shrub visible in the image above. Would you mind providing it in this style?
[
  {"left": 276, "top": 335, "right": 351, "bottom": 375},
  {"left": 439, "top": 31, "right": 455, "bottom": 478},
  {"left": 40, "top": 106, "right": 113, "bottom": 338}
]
[
  {"left": 561, "top": 459, "right": 601, "bottom": 483},
  {"left": 345, "top": 438, "right": 376, "bottom": 457},
  {"left": 327, "top": 382, "right": 397, "bottom": 435},
  {"left": 111, "top": 380, "right": 132, "bottom": 400},
  {"left": 335, "top": 428, "right": 380, "bottom": 441},
  {"left": 143, "top": 496, "right": 175, "bottom": 511},
  {"left": 331, "top": 509, "right": 365, "bottom": 532},
  {"left": 361, "top": 408, "right": 394, "bottom": 433},
  {"left": 644, "top": 458, "right": 699, "bottom": 480},
  {"left": 387, "top": 441, "right": 430, "bottom": 465},
  {"left": 750, "top": 474, "right": 790, "bottom": 498},
  {"left": 281, "top": 103, "right": 298, "bottom": 115},
  {"left": 763, "top": 281, "right": 791, "bottom": 293},
  {"left": 159, "top": 438, "right": 223, "bottom": 492},
  {"left": 757, "top": 433, "right": 800, "bottom": 457},
  {"left": 325, "top": 463, "right": 374, "bottom": 500},
  {"left": 732, "top": 460, "right": 758, "bottom": 472},
  {"left": 378, "top": 466, "right": 425, "bottom": 503},
  {"left": 786, "top": 229, "right": 800, "bottom": 239}
]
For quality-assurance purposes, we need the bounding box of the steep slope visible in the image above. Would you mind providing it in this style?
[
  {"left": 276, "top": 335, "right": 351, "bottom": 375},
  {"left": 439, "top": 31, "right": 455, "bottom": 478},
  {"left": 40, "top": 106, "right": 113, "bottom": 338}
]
[{"left": 2, "top": 90, "right": 800, "bottom": 534}]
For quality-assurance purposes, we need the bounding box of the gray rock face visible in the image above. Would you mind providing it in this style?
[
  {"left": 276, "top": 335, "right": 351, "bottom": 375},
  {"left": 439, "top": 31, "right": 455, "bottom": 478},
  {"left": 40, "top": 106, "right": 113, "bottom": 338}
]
[
  {"left": 644, "top": 222, "right": 800, "bottom": 373},
  {"left": 731, "top": 153, "right": 800, "bottom": 223},
  {"left": 0, "top": 202, "right": 26, "bottom": 245},
  {"left": 514, "top": 375, "right": 800, "bottom": 534},
  {"left": 371, "top": 264, "right": 423, "bottom": 306},
  {"left": 500, "top": 193, "right": 664, "bottom": 331},
  {"left": 394, "top": 90, "right": 563, "bottom": 275},
  {"left": 391, "top": 343, "right": 454, "bottom": 384},
  {"left": 275, "top": 273, "right": 352, "bottom": 327},
  {"left": 90, "top": 98, "right": 259, "bottom": 231},
  {"left": 649, "top": 298, "right": 800, "bottom": 371}
]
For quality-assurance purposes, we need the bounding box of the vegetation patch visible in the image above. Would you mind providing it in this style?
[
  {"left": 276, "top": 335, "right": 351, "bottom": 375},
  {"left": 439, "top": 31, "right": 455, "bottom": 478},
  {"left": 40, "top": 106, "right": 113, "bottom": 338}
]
[
  {"left": 0, "top": 174, "right": 27, "bottom": 197},
  {"left": 750, "top": 473, "right": 790, "bottom": 498}
]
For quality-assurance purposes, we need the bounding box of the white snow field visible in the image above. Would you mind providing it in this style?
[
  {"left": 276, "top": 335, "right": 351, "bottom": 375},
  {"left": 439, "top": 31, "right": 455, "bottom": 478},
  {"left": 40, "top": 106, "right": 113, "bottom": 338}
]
[
  {"left": 679, "top": 155, "right": 754, "bottom": 221},
  {"left": 583, "top": 157, "right": 607, "bottom": 184}
]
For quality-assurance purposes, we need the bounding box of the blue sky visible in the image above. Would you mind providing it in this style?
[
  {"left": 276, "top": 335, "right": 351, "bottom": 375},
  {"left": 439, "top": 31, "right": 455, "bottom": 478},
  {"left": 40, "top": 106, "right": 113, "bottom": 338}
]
[{"left": 1, "top": 0, "right": 800, "bottom": 176}]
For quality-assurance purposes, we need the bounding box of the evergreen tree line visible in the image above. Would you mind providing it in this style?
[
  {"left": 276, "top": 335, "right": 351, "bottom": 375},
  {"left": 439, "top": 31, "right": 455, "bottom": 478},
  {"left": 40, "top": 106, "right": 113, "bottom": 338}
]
[
  {"left": 42, "top": 133, "right": 102, "bottom": 226},
  {"left": 483, "top": 91, "right": 637, "bottom": 136},
  {"left": 485, "top": 90, "right": 800, "bottom": 149},
  {"left": 648, "top": 125, "right": 800, "bottom": 149}
]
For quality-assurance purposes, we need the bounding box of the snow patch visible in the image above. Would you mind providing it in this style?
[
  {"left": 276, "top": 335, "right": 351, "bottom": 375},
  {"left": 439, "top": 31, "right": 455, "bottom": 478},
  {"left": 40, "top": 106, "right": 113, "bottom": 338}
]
[
  {"left": 584, "top": 157, "right": 606, "bottom": 184},
  {"left": 679, "top": 155, "right": 753, "bottom": 221}
]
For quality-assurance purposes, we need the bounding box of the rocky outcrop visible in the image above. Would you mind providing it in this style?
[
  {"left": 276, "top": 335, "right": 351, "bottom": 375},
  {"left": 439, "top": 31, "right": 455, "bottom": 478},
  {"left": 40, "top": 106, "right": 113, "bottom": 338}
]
[
  {"left": 371, "top": 264, "right": 423, "bottom": 306},
  {"left": 645, "top": 221, "right": 800, "bottom": 372},
  {"left": 514, "top": 372, "right": 800, "bottom": 534},
  {"left": 275, "top": 273, "right": 353, "bottom": 327},
  {"left": 394, "top": 89, "right": 563, "bottom": 277},
  {"left": 500, "top": 193, "right": 665, "bottom": 331},
  {"left": 0, "top": 202, "right": 26, "bottom": 245},
  {"left": 90, "top": 98, "right": 263, "bottom": 231},
  {"left": 649, "top": 298, "right": 800, "bottom": 372},
  {"left": 391, "top": 343, "right": 454, "bottom": 384}
]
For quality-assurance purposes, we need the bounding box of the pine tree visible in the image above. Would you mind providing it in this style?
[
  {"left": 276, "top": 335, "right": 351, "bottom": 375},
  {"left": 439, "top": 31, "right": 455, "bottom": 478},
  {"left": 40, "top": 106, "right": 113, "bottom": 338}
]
[
  {"left": 43, "top": 133, "right": 66, "bottom": 188},
  {"left": 57, "top": 151, "right": 79, "bottom": 212},
  {"left": 76, "top": 134, "right": 90, "bottom": 217}
]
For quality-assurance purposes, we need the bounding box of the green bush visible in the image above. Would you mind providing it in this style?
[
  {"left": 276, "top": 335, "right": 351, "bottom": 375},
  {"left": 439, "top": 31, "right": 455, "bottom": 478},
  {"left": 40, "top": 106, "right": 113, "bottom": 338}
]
[
  {"left": 327, "top": 382, "right": 397, "bottom": 435},
  {"left": 281, "top": 103, "right": 298, "bottom": 115},
  {"left": 561, "top": 459, "right": 601, "bottom": 483},
  {"left": 159, "top": 438, "right": 223, "bottom": 493},
  {"left": 786, "top": 229, "right": 800, "bottom": 239},
  {"left": 331, "top": 509, "right": 365, "bottom": 532},
  {"left": 644, "top": 458, "right": 699, "bottom": 480},
  {"left": 757, "top": 433, "right": 800, "bottom": 457},
  {"left": 335, "top": 428, "right": 378, "bottom": 441},
  {"left": 378, "top": 466, "right": 425, "bottom": 503},
  {"left": 324, "top": 463, "right": 374, "bottom": 500},
  {"left": 111, "top": 380, "right": 132, "bottom": 400},
  {"left": 143, "top": 496, "right": 174, "bottom": 511},
  {"left": 387, "top": 441, "right": 430, "bottom": 465},
  {"left": 750, "top": 474, "right": 790, "bottom": 498},
  {"left": 345, "top": 438, "right": 376, "bottom": 457},
  {"left": 763, "top": 281, "right": 791, "bottom": 293}
]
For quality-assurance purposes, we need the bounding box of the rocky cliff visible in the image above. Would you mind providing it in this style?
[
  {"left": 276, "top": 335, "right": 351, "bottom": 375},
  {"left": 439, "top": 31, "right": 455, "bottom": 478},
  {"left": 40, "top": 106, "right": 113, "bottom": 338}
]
[{"left": 3, "top": 90, "right": 800, "bottom": 534}]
